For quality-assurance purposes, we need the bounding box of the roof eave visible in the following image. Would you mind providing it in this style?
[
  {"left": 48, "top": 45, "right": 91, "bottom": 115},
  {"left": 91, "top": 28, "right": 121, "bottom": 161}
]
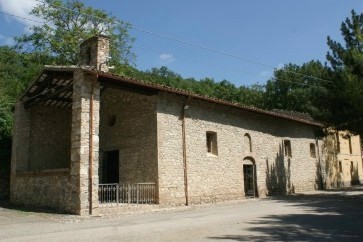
[{"left": 86, "top": 70, "right": 325, "bottom": 128}]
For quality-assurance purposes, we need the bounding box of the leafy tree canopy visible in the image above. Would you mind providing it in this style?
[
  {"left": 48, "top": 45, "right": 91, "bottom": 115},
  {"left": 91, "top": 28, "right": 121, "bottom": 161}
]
[
  {"left": 15, "top": 0, "right": 135, "bottom": 66},
  {"left": 264, "top": 61, "right": 331, "bottom": 122},
  {"left": 326, "top": 10, "right": 363, "bottom": 134},
  {"left": 0, "top": 46, "right": 45, "bottom": 169}
]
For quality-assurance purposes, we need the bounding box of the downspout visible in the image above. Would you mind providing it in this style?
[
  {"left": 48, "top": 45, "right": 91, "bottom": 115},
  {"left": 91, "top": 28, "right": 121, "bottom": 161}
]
[
  {"left": 182, "top": 97, "right": 190, "bottom": 206},
  {"left": 88, "top": 77, "right": 96, "bottom": 215},
  {"left": 316, "top": 137, "right": 324, "bottom": 189}
]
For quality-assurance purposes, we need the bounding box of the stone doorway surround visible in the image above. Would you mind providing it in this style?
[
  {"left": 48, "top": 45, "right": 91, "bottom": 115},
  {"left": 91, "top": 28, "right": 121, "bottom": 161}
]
[{"left": 243, "top": 157, "right": 257, "bottom": 198}]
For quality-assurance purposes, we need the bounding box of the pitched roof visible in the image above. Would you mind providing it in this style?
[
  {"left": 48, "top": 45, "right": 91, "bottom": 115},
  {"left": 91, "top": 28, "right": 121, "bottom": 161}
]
[{"left": 21, "top": 66, "right": 325, "bottom": 127}]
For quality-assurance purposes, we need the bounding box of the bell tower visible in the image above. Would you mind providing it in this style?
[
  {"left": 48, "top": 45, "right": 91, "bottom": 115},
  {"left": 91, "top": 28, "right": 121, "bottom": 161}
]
[{"left": 79, "top": 35, "right": 110, "bottom": 72}]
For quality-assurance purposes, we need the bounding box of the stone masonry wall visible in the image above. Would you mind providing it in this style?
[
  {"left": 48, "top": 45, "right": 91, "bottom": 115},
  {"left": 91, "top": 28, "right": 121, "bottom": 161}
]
[
  {"left": 156, "top": 94, "right": 186, "bottom": 206},
  {"left": 336, "top": 133, "right": 363, "bottom": 186},
  {"left": 79, "top": 35, "right": 110, "bottom": 72},
  {"left": 99, "top": 88, "right": 158, "bottom": 184},
  {"left": 70, "top": 70, "right": 100, "bottom": 215},
  {"left": 10, "top": 169, "right": 72, "bottom": 212},
  {"left": 11, "top": 103, "right": 30, "bottom": 174},
  {"left": 10, "top": 102, "right": 74, "bottom": 213},
  {"left": 28, "top": 106, "right": 72, "bottom": 170},
  {"left": 157, "top": 93, "right": 320, "bottom": 205},
  {"left": 12, "top": 70, "right": 102, "bottom": 215}
]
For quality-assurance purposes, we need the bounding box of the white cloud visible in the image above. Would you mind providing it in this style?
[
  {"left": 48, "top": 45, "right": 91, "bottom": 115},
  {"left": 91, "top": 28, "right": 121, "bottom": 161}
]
[
  {"left": 159, "top": 53, "right": 174, "bottom": 64},
  {"left": 0, "top": 34, "right": 14, "bottom": 45},
  {"left": 0, "top": 0, "right": 43, "bottom": 30}
]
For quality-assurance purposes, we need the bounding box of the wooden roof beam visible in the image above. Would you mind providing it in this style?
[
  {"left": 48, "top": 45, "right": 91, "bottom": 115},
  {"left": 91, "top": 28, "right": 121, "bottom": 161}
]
[{"left": 24, "top": 83, "right": 73, "bottom": 109}]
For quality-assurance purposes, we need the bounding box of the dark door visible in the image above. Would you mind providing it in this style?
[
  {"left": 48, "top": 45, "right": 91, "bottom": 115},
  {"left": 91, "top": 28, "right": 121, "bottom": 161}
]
[
  {"left": 243, "top": 164, "right": 255, "bottom": 197},
  {"left": 102, "top": 150, "right": 119, "bottom": 183}
]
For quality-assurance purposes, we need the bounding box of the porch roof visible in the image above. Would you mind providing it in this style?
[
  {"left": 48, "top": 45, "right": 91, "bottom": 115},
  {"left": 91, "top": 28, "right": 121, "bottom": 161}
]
[
  {"left": 20, "top": 66, "right": 325, "bottom": 127},
  {"left": 20, "top": 66, "right": 76, "bottom": 109}
]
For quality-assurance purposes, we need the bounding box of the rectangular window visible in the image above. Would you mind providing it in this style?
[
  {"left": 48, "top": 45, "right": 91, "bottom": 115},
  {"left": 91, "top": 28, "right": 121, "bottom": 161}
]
[
  {"left": 348, "top": 137, "right": 352, "bottom": 154},
  {"left": 339, "top": 161, "right": 342, "bottom": 173},
  {"left": 206, "top": 131, "right": 218, "bottom": 155},
  {"left": 310, "top": 143, "right": 316, "bottom": 158},
  {"left": 284, "top": 140, "right": 292, "bottom": 158},
  {"left": 336, "top": 133, "right": 340, "bottom": 153}
]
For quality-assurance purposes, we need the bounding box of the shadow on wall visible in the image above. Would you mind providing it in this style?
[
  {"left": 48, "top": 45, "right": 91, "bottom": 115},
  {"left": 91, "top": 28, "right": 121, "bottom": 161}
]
[
  {"left": 0, "top": 136, "right": 11, "bottom": 200},
  {"left": 265, "top": 144, "right": 293, "bottom": 195},
  {"left": 315, "top": 158, "right": 325, "bottom": 190},
  {"left": 351, "top": 166, "right": 360, "bottom": 185},
  {"left": 318, "top": 131, "right": 342, "bottom": 189},
  {"left": 208, "top": 187, "right": 363, "bottom": 241},
  {"left": 0, "top": 171, "right": 9, "bottom": 200},
  {"left": 315, "top": 139, "right": 325, "bottom": 190}
]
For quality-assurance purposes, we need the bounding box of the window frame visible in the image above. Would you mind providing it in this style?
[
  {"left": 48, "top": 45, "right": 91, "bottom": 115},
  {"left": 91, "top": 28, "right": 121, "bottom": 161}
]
[
  {"left": 310, "top": 143, "right": 316, "bottom": 158},
  {"left": 284, "top": 140, "right": 292, "bottom": 158},
  {"left": 206, "top": 131, "right": 218, "bottom": 156},
  {"left": 244, "top": 133, "right": 252, "bottom": 153},
  {"left": 348, "top": 136, "right": 353, "bottom": 154}
]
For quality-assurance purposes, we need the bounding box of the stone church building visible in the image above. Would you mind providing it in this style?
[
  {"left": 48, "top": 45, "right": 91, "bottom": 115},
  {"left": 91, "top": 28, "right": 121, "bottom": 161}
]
[{"left": 10, "top": 35, "right": 362, "bottom": 215}]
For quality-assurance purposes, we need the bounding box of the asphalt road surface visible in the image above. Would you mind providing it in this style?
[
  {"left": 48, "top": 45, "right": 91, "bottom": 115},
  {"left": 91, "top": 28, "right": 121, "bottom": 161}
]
[{"left": 1, "top": 188, "right": 362, "bottom": 241}]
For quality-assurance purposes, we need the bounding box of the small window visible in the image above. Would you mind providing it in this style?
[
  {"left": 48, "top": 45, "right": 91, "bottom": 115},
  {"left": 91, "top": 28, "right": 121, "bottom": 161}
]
[
  {"left": 348, "top": 136, "right": 352, "bottom": 154},
  {"left": 336, "top": 133, "right": 340, "bottom": 153},
  {"left": 85, "top": 46, "right": 92, "bottom": 65},
  {"left": 244, "top": 133, "right": 252, "bottom": 152},
  {"left": 310, "top": 143, "right": 316, "bottom": 158},
  {"left": 108, "top": 114, "right": 116, "bottom": 126},
  {"left": 284, "top": 140, "right": 292, "bottom": 158},
  {"left": 339, "top": 161, "right": 342, "bottom": 173},
  {"left": 206, "top": 131, "right": 218, "bottom": 155}
]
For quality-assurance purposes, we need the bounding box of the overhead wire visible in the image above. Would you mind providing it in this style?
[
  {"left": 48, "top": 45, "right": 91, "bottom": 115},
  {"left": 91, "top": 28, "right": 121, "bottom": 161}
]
[
  {"left": 0, "top": 9, "right": 326, "bottom": 88},
  {"left": 32, "top": 0, "right": 332, "bottom": 83},
  {"left": 136, "top": 45, "right": 322, "bottom": 87},
  {"left": 136, "top": 45, "right": 260, "bottom": 76},
  {"left": 0, "top": 10, "right": 44, "bottom": 25},
  {"left": 132, "top": 25, "right": 331, "bottom": 83}
]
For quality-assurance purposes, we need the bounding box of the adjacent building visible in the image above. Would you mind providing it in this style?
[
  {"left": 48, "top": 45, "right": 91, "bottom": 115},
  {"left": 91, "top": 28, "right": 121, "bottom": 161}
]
[{"left": 321, "top": 129, "right": 363, "bottom": 188}]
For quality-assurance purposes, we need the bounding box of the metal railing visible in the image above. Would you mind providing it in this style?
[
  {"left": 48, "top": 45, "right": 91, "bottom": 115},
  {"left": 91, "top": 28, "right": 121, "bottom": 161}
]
[{"left": 98, "top": 183, "right": 156, "bottom": 206}]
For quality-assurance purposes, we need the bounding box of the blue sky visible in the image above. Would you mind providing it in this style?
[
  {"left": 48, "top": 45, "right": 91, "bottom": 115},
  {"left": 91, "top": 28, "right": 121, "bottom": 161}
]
[{"left": 0, "top": 0, "right": 362, "bottom": 86}]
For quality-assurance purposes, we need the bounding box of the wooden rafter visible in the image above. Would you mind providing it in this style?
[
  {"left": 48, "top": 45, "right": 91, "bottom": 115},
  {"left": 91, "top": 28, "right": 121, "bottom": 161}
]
[
  {"left": 24, "top": 83, "right": 73, "bottom": 109},
  {"left": 24, "top": 72, "right": 73, "bottom": 98}
]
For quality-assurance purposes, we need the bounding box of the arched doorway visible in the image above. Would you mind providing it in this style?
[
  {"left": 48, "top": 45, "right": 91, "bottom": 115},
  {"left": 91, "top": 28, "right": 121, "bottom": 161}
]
[{"left": 243, "top": 157, "right": 257, "bottom": 197}]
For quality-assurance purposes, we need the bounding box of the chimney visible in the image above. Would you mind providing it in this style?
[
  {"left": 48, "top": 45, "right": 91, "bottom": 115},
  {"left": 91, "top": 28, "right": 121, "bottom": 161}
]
[{"left": 79, "top": 35, "right": 110, "bottom": 72}]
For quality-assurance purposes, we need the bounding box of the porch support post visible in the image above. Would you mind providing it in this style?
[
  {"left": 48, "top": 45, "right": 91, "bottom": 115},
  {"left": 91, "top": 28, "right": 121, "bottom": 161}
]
[{"left": 70, "top": 70, "right": 100, "bottom": 215}]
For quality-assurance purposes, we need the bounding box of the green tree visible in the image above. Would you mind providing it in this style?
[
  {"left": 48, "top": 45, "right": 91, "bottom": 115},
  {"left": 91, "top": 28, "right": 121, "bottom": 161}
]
[
  {"left": 0, "top": 46, "right": 45, "bottom": 170},
  {"left": 15, "top": 0, "right": 135, "bottom": 66},
  {"left": 237, "top": 84, "right": 265, "bottom": 108},
  {"left": 326, "top": 10, "right": 363, "bottom": 135},
  {"left": 213, "top": 80, "right": 239, "bottom": 102},
  {"left": 264, "top": 61, "right": 331, "bottom": 121}
]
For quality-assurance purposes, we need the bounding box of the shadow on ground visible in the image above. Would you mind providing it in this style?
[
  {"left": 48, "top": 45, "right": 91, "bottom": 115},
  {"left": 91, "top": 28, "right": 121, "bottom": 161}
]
[
  {"left": 0, "top": 200, "right": 68, "bottom": 215},
  {"left": 209, "top": 186, "right": 363, "bottom": 241}
]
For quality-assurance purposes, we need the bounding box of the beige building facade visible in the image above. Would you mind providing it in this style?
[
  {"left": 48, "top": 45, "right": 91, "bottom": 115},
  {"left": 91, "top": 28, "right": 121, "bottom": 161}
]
[
  {"left": 321, "top": 129, "right": 363, "bottom": 188},
  {"left": 10, "top": 36, "right": 362, "bottom": 215}
]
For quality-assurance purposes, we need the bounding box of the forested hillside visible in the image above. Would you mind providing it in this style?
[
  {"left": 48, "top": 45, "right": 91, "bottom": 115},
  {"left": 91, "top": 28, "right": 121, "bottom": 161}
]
[{"left": 0, "top": 0, "right": 362, "bottom": 171}]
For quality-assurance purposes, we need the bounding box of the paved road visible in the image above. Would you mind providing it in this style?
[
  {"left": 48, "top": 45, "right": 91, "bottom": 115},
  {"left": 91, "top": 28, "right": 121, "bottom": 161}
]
[{"left": 1, "top": 188, "right": 362, "bottom": 241}]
